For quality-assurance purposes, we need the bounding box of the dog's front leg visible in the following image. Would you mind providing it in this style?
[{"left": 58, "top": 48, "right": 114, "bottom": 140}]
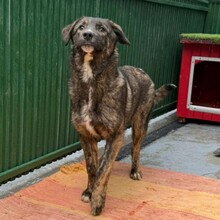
[
  {"left": 90, "top": 131, "right": 124, "bottom": 215},
  {"left": 80, "top": 135, "right": 98, "bottom": 203}
]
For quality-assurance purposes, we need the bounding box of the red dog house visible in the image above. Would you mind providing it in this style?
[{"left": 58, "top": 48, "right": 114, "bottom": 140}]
[{"left": 177, "top": 34, "right": 220, "bottom": 122}]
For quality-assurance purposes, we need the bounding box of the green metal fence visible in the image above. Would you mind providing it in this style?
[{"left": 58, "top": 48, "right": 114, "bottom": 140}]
[
  {"left": 0, "top": 0, "right": 211, "bottom": 183},
  {"left": 205, "top": 0, "right": 220, "bottom": 33}
]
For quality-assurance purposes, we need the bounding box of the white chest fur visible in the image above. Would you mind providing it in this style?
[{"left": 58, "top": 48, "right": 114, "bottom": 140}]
[
  {"left": 79, "top": 53, "right": 98, "bottom": 137},
  {"left": 80, "top": 87, "right": 98, "bottom": 136}
]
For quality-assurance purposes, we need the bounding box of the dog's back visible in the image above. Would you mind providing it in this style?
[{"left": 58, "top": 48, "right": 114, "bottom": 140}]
[{"left": 119, "top": 66, "right": 155, "bottom": 125}]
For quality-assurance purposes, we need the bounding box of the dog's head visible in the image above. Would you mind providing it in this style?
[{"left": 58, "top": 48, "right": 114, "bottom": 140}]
[{"left": 62, "top": 17, "right": 130, "bottom": 54}]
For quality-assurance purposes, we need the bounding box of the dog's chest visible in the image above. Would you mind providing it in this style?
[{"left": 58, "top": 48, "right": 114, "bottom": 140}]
[
  {"left": 71, "top": 55, "right": 99, "bottom": 138},
  {"left": 77, "top": 87, "right": 98, "bottom": 137},
  {"left": 70, "top": 52, "right": 126, "bottom": 139}
]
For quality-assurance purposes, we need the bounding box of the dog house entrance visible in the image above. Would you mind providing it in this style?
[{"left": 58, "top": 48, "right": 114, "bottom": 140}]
[{"left": 187, "top": 56, "right": 220, "bottom": 114}]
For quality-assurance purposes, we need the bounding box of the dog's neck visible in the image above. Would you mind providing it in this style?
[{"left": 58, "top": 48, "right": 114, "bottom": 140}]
[{"left": 71, "top": 48, "right": 119, "bottom": 81}]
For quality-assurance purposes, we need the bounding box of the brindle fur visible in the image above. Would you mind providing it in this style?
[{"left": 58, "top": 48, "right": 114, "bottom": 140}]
[{"left": 62, "top": 17, "right": 175, "bottom": 216}]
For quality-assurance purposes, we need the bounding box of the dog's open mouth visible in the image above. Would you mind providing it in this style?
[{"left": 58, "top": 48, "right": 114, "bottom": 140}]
[{"left": 81, "top": 45, "right": 94, "bottom": 53}]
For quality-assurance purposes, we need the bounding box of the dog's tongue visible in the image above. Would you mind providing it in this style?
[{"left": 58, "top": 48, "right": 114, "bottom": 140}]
[{"left": 81, "top": 45, "right": 94, "bottom": 53}]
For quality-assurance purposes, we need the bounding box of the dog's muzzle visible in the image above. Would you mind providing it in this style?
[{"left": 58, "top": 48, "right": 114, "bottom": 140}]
[{"left": 77, "top": 30, "right": 105, "bottom": 52}]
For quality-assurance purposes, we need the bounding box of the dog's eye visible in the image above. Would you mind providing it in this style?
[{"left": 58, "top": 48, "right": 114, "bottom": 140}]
[
  {"left": 98, "top": 26, "right": 105, "bottom": 32},
  {"left": 79, "top": 25, "right": 85, "bottom": 30}
]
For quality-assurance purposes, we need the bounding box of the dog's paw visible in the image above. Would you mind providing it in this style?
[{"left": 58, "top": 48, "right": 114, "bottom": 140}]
[
  {"left": 91, "top": 193, "right": 106, "bottom": 216},
  {"left": 81, "top": 189, "right": 92, "bottom": 203},
  {"left": 130, "top": 169, "right": 143, "bottom": 180}
]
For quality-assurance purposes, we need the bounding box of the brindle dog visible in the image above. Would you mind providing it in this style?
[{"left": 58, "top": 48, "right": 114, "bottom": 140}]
[{"left": 62, "top": 17, "right": 175, "bottom": 215}]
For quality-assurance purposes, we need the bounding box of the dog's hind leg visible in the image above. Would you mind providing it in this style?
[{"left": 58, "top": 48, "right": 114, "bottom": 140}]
[
  {"left": 80, "top": 135, "right": 98, "bottom": 203},
  {"left": 91, "top": 130, "right": 124, "bottom": 215},
  {"left": 130, "top": 118, "right": 145, "bottom": 180},
  {"left": 130, "top": 102, "right": 153, "bottom": 180}
]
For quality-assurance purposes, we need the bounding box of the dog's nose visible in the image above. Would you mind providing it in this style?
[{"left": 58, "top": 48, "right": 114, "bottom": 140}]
[{"left": 83, "top": 32, "right": 93, "bottom": 41}]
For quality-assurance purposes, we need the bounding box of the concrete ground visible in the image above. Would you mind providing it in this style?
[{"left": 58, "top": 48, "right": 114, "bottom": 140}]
[{"left": 122, "top": 121, "right": 220, "bottom": 179}]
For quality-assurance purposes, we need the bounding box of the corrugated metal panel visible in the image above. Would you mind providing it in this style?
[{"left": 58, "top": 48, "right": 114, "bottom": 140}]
[
  {"left": 204, "top": 1, "right": 220, "bottom": 34},
  {"left": 144, "top": 0, "right": 209, "bottom": 11},
  {"left": 0, "top": 0, "right": 210, "bottom": 183},
  {"left": 99, "top": 0, "right": 207, "bottom": 116}
]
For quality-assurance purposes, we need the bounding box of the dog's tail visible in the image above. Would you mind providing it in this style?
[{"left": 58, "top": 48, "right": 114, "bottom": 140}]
[{"left": 154, "top": 84, "right": 177, "bottom": 105}]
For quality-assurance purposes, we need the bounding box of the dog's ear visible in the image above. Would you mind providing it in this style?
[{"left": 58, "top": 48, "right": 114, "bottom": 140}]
[
  {"left": 109, "top": 21, "right": 130, "bottom": 45},
  {"left": 62, "top": 17, "right": 84, "bottom": 46},
  {"left": 62, "top": 23, "right": 74, "bottom": 45}
]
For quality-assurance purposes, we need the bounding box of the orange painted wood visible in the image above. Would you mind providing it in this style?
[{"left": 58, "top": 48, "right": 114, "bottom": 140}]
[{"left": 1, "top": 162, "right": 220, "bottom": 219}]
